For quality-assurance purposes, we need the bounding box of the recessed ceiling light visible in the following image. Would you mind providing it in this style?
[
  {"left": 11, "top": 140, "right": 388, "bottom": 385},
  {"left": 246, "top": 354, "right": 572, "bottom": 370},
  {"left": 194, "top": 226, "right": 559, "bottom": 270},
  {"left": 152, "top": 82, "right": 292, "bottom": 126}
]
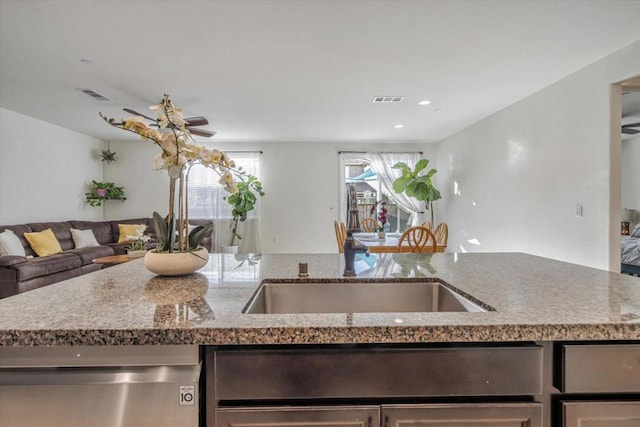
[
  {"left": 418, "top": 100, "right": 431, "bottom": 105},
  {"left": 393, "top": 124, "right": 404, "bottom": 129}
]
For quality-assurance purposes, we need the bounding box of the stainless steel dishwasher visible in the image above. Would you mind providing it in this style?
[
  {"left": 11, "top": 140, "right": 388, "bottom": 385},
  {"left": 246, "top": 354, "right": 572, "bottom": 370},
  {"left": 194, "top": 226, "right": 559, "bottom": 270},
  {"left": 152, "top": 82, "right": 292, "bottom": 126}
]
[{"left": 0, "top": 345, "right": 200, "bottom": 427}]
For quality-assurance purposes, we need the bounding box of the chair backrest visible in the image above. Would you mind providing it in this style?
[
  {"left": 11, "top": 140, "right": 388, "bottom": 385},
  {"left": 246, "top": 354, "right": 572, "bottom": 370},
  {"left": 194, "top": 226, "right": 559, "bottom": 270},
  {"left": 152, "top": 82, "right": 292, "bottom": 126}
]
[
  {"left": 333, "top": 220, "right": 345, "bottom": 253},
  {"left": 397, "top": 226, "right": 437, "bottom": 253},
  {"left": 421, "top": 221, "right": 432, "bottom": 231},
  {"left": 360, "top": 217, "right": 377, "bottom": 233},
  {"left": 434, "top": 222, "right": 448, "bottom": 246}
]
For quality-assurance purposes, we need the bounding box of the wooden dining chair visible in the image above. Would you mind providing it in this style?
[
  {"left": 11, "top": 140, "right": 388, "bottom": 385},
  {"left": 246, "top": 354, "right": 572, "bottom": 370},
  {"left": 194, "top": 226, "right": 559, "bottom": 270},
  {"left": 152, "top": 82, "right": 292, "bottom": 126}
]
[
  {"left": 334, "top": 220, "right": 345, "bottom": 253},
  {"left": 421, "top": 221, "right": 432, "bottom": 231},
  {"left": 397, "top": 226, "right": 437, "bottom": 253},
  {"left": 434, "top": 222, "right": 448, "bottom": 249},
  {"left": 360, "top": 217, "right": 378, "bottom": 233}
]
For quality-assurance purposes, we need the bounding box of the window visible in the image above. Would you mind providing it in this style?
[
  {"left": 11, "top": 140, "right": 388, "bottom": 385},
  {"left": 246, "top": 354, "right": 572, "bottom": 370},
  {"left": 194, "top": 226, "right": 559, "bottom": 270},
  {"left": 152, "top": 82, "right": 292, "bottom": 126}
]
[
  {"left": 339, "top": 152, "right": 418, "bottom": 233},
  {"left": 187, "top": 152, "right": 262, "bottom": 220},
  {"left": 186, "top": 151, "right": 262, "bottom": 252}
]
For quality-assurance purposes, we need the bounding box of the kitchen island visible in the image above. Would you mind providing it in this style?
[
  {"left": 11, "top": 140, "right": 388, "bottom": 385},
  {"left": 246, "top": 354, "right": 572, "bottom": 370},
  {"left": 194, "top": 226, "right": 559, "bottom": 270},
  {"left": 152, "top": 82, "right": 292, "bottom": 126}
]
[
  {"left": 0, "top": 252, "right": 638, "bottom": 345},
  {"left": 0, "top": 252, "right": 638, "bottom": 427}
]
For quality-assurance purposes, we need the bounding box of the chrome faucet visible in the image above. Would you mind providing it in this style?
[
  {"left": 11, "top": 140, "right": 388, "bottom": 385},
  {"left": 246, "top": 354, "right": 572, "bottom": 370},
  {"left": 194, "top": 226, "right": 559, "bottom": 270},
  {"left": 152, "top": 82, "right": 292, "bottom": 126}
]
[{"left": 343, "top": 231, "right": 370, "bottom": 277}]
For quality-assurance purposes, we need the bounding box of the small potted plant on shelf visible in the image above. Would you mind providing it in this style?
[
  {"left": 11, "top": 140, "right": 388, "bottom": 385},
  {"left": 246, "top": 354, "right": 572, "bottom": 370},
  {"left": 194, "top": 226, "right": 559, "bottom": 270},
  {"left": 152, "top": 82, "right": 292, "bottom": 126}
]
[
  {"left": 224, "top": 174, "right": 264, "bottom": 253},
  {"left": 85, "top": 181, "right": 126, "bottom": 207}
]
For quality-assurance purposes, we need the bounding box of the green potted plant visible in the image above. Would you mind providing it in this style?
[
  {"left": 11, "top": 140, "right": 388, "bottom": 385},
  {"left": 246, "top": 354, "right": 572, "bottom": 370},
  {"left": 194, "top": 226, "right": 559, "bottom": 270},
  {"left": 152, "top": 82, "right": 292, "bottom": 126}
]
[
  {"left": 85, "top": 180, "right": 126, "bottom": 207},
  {"left": 224, "top": 174, "right": 264, "bottom": 252},
  {"left": 392, "top": 159, "right": 441, "bottom": 227}
]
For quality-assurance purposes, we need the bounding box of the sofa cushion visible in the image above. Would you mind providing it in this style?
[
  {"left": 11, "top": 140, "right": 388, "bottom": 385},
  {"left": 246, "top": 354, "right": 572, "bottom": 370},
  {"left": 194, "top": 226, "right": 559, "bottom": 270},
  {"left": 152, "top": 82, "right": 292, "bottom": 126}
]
[
  {"left": 0, "top": 229, "right": 26, "bottom": 256},
  {"left": 68, "top": 245, "right": 115, "bottom": 265},
  {"left": 0, "top": 255, "right": 28, "bottom": 267},
  {"left": 69, "top": 220, "right": 114, "bottom": 245},
  {"left": 27, "top": 222, "right": 74, "bottom": 251},
  {"left": 11, "top": 252, "right": 82, "bottom": 281},
  {"left": 24, "top": 229, "right": 63, "bottom": 257},
  {"left": 0, "top": 224, "right": 34, "bottom": 256},
  {"left": 110, "top": 218, "right": 153, "bottom": 242},
  {"left": 70, "top": 228, "right": 100, "bottom": 248},
  {"left": 117, "top": 223, "right": 145, "bottom": 243}
]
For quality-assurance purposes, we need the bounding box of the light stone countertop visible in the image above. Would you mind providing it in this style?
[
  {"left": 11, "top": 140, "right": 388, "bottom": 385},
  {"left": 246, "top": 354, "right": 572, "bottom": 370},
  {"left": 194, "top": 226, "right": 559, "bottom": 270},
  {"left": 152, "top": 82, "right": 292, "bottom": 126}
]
[{"left": 0, "top": 252, "right": 638, "bottom": 346}]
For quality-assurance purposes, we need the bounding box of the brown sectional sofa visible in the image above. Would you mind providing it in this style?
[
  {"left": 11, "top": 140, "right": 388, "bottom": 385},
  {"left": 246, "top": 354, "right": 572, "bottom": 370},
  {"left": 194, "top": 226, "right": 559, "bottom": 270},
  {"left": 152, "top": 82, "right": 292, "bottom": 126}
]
[{"left": 0, "top": 217, "right": 212, "bottom": 299}]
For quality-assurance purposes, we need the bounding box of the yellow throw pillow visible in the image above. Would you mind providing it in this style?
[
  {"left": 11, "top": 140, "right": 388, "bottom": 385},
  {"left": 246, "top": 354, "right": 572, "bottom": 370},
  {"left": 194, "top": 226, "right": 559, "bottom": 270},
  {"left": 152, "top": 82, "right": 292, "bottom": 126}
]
[
  {"left": 117, "top": 224, "right": 143, "bottom": 243},
  {"left": 24, "top": 228, "right": 62, "bottom": 257}
]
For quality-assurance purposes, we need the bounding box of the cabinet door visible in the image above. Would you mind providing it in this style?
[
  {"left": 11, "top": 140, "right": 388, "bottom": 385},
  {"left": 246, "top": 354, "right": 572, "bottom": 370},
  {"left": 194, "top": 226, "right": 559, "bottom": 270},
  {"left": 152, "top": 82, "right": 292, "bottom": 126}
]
[
  {"left": 562, "top": 401, "right": 640, "bottom": 427},
  {"left": 215, "top": 405, "right": 380, "bottom": 427},
  {"left": 382, "top": 403, "right": 542, "bottom": 427}
]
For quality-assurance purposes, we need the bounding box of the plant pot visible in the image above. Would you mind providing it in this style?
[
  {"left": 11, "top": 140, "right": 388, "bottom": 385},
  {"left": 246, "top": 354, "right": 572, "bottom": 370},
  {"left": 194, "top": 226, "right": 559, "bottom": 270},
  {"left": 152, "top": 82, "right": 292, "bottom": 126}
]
[
  {"left": 411, "top": 211, "right": 427, "bottom": 227},
  {"left": 143, "top": 247, "right": 209, "bottom": 276},
  {"left": 221, "top": 245, "right": 238, "bottom": 254},
  {"left": 377, "top": 231, "right": 386, "bottom": 240},
  {"left": 127, "top": 249, "right": 147, "bottom": 259}
]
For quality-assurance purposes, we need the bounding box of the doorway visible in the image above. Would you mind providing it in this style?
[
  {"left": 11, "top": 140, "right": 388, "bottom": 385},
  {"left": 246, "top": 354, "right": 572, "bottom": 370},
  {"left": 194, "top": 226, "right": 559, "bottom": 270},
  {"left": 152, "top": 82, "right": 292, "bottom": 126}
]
[{"left": 611, "top": 76, "right": 640, "bottom": 273}]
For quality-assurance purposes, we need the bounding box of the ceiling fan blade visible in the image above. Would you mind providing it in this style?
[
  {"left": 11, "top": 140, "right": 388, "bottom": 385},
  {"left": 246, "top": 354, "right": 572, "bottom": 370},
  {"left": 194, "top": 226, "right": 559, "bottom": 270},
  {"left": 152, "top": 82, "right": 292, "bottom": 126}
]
[
  {"left": 621, "top": 122, "right": 640, "bottom": 128},
  {"left": 622, "top": 128, "right": 640, "bottom": 135},
  {"left": 188, "top": 127, "right": 216, "bottom": 138},
  {"left": 184, "top": 116, "right": 209, "bottom": 126},
  {"left": 123, "top": 108, "right": 156, "bottom": 122}
]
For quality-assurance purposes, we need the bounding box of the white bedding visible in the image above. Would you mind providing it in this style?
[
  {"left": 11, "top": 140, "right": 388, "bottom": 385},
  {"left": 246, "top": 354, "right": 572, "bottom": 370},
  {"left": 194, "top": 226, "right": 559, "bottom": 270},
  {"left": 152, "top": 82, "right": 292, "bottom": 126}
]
[{"left": 621, "top": 223, "right": 640, "bottom": 266}]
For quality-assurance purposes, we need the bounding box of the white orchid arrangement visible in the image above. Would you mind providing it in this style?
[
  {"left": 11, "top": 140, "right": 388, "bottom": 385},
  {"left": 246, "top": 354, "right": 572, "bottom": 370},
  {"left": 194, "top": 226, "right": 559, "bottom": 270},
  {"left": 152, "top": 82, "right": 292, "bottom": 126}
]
[
  {"left": 100, "top": 94, "right": 258, "bottom": 253},
  {"left": 125, "top": 224, "right": 151, "bottom": 251}
]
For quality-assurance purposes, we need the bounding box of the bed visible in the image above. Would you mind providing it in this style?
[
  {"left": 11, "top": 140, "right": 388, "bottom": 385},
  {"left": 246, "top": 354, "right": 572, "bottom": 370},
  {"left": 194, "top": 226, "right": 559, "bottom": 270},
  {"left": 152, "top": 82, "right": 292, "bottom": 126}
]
[{"left": 621, "top": 223, "right": 640, "bottom": 276}]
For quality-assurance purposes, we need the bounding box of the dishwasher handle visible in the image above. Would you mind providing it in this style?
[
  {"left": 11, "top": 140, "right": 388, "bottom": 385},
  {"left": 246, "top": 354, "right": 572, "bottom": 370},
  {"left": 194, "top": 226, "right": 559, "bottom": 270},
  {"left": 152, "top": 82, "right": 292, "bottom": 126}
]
[{"left": 0, "top": 363, "right": 201, "bottom": 386}]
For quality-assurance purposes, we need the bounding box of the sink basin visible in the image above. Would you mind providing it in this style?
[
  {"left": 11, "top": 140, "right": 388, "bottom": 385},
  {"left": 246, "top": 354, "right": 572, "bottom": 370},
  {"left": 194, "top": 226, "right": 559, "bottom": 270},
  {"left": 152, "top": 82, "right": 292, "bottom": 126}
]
[{"left": 243, "top": 280, "right": 489, "bottom": 314}]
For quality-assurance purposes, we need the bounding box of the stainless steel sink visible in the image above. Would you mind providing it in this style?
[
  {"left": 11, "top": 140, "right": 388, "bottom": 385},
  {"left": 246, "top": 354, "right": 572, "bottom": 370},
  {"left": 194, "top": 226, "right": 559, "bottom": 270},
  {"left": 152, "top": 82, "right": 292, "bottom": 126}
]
[{"left": 243, "top": 280, "right": 489, "bottom": 314}]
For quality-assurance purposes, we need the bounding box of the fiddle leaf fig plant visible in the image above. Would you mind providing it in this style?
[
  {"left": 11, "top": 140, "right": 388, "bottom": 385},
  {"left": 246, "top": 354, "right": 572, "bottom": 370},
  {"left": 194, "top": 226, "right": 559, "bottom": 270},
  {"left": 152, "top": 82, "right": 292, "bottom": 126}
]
[
  {"left": 392, "top": 159, "right": 441, "bottom": 226},
  {"left": 225, "top": 174, "right": 264, "bottom": 246}
]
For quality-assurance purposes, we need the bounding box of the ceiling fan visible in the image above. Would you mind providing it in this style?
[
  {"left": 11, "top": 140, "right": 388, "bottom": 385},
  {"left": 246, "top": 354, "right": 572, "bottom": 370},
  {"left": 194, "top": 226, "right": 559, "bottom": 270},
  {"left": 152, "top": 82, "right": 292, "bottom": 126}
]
[
  {"left": 622, "top": 121, "right": 640, "bottom": 135},
  {"left": 122, "top": 108, "right": 216, "bottom": 138}
]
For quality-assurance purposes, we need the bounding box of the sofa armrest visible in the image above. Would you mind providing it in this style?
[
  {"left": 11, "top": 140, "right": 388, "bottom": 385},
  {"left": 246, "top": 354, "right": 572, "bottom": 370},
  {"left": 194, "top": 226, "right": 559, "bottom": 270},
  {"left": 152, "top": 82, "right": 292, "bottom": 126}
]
[{"left": 0, "top": 255, "right": 28, "bottom": 267}]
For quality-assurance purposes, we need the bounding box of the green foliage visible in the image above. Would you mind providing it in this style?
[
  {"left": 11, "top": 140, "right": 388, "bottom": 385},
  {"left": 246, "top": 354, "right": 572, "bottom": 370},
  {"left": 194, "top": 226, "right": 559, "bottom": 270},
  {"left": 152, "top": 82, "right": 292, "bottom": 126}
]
[
  {"left": 85, "top": 180, "right": 126, "bottom": 207},
  {"left": 153, "top": 211, "right": 214, "bottom": 253},
  {"left": 224, "top": 174, "right": 265, "bottom": 245},
  {"left": 152, "top": 212, "right": 173, "bottom": 252},
  {"left": 392, "top": 159, "right": 441, "bottom": 225}
]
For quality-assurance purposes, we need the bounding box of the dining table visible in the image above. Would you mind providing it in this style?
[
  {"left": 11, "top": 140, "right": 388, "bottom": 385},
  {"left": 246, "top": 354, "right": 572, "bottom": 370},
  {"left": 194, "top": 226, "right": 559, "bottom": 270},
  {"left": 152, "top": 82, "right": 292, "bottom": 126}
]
[{"left": 353, "top": 233, "right": 446, "bottom": 253}]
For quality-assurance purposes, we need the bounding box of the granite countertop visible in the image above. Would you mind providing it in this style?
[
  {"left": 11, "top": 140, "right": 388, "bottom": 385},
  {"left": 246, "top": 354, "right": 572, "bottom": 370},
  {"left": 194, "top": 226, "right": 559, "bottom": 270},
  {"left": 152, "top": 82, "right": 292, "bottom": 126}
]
[{"left": 0, "top": 252, "right": 638, "bottom": 346}]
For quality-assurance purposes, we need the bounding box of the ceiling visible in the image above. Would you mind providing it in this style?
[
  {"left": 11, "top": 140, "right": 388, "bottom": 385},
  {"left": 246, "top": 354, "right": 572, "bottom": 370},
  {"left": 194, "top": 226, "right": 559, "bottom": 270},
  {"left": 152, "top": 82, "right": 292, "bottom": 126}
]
[{"left": 1, "top": 0, "right": 640, "bottom": 144}]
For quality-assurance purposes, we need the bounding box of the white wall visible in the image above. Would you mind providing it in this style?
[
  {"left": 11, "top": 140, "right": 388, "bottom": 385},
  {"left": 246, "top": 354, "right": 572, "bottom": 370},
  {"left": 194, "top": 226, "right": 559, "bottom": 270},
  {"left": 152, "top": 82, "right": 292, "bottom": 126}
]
[
  {"left": 0, "top": 108, "right": 104, "bottom": 225},
  {"left": 104, "top": 140, "right": 432, "bottom": 253},
  {"left": 436, "top": 41, "right": 640, "bottom": 270}
]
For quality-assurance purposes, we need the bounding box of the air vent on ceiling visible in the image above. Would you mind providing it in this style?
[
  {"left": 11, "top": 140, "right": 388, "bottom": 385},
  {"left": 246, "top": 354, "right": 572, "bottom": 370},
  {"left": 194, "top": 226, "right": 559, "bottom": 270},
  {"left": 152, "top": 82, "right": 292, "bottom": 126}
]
[
  {"left": 373, "top": 96, "right": 404, "bottom": 103},
  {"left": 77, "top": 88, "right": 111, "bottom": 101}
]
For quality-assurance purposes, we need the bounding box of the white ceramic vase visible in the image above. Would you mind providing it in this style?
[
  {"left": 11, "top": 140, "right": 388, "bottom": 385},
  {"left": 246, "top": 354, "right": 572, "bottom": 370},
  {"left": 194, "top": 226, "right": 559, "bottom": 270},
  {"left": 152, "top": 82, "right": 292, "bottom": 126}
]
[
  {"left": 144, "top": 247, "right": 209, "bottom": 276},
  {"left": 411, "top": 211, "right": 427, "bottom": 227}
]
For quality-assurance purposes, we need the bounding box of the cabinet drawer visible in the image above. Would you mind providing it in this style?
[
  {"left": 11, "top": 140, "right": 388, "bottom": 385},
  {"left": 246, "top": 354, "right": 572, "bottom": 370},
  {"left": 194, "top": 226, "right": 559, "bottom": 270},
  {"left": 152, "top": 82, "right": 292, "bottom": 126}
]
[
  {"left": 558, "top": 344, "right": 640, "bottom": 392},
  {"left": 562, "top": 401, "right": 640, "bottom": 427},
  {"left": 214, "top": 345, "right": 543, "bottom": 400},
  {"left": 383, "top": 403, "right": 542, "bottom": 427},
  {"left": 216, "top": 405, "right": 379, "bottom": 427}
]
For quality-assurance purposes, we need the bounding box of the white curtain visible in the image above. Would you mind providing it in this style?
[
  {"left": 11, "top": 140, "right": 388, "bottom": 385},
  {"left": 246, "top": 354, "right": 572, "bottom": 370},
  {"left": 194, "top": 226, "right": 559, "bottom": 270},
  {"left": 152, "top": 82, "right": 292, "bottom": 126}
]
[
  {"left": 368, "top": 152, "right": 425, "bottom": 222},
  {"left": 187, "top": 151, "right": 262, "bottom": 253}
]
